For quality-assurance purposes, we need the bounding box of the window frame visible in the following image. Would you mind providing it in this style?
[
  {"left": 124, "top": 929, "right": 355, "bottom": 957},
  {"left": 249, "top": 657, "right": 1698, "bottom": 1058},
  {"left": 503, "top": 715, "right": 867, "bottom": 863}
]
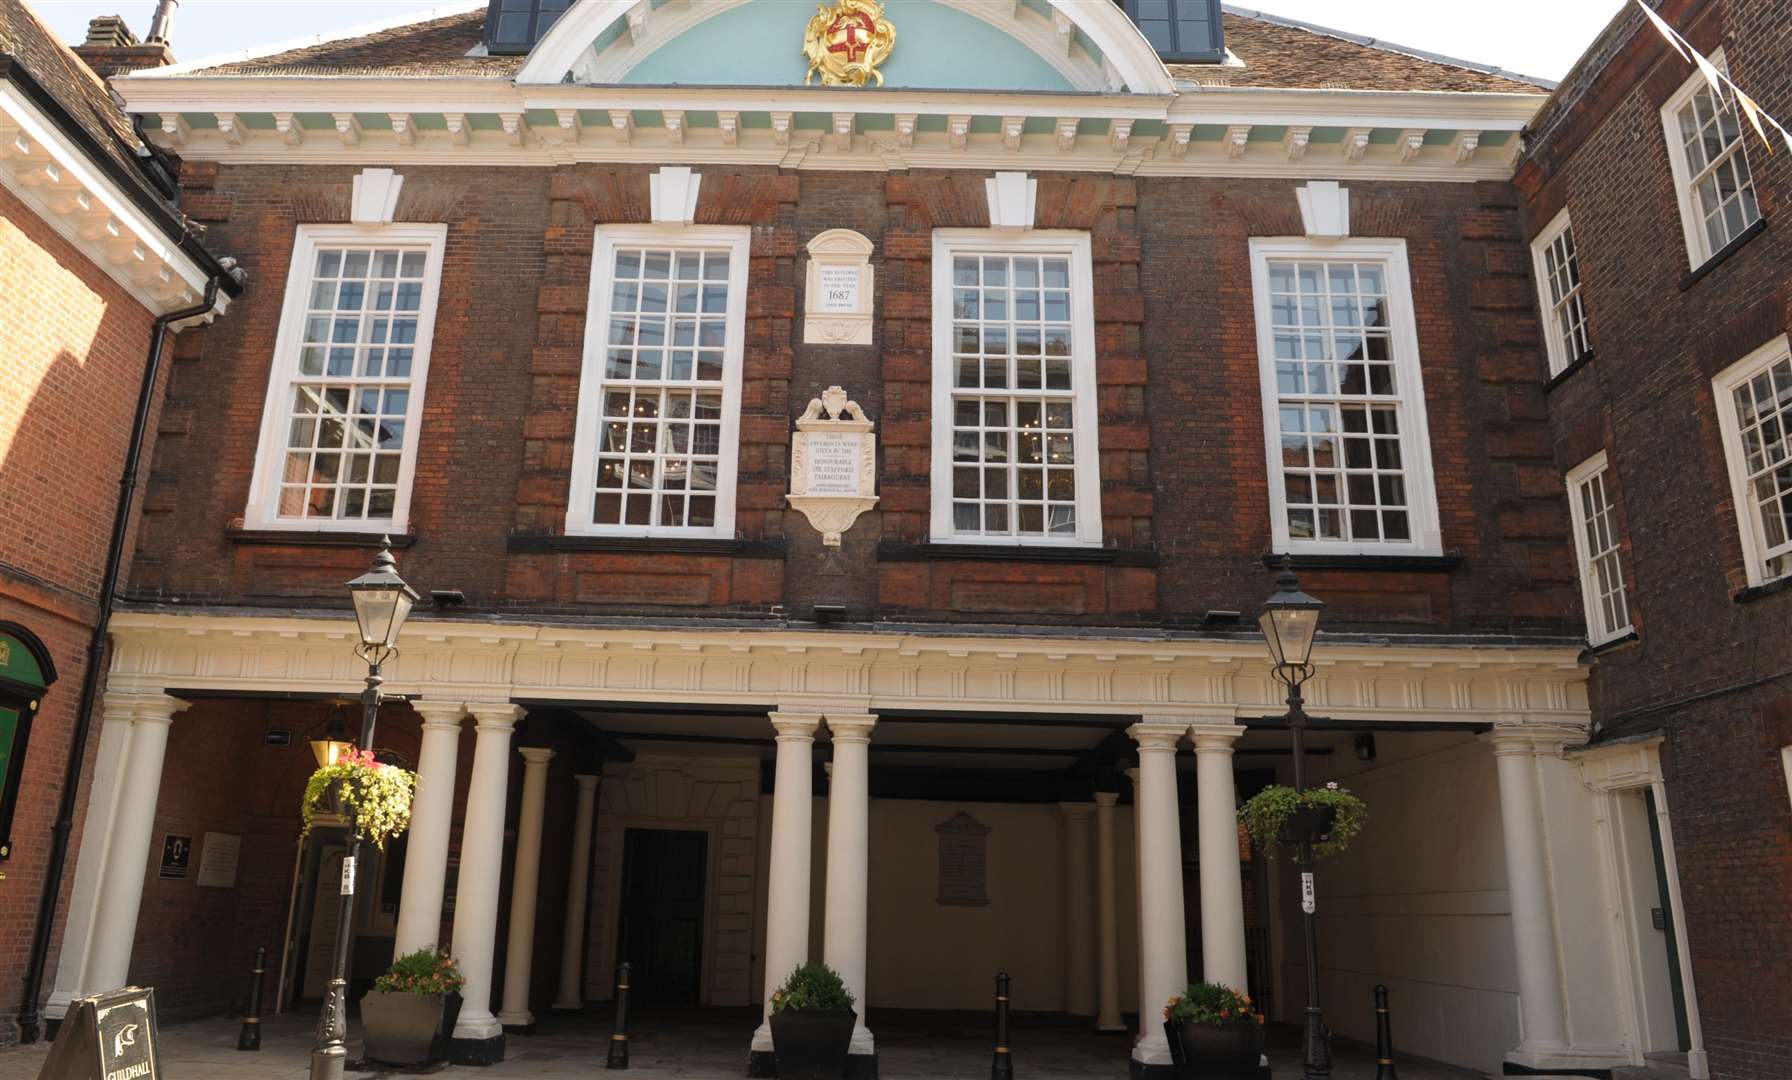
[
  {"left": 1565, "top": 451, "right": 1634, "bottom": 646},
  {"left": 483, "top": 0, "right": 573, "bottom": 55},
  {"left": 1530, "top": 209, "right": 1592, "bottom": 379},
  {"left": 1249, "top": 236, "right": 1444, "bottom": 557},
  {"left": 244, "top": 223, "right": 448, "bottom": 534},
  {"left": 565, "top": 223, "right": 750, "bottom": 540},
  {"left": 1659, "top": 50, "right": 1763, "bottom": 269},
  {"left": 1711, "top": 334, "right": 1792, "bottom": 587},
  {"left": 1120, "top": 0, "right": 1226, "bottom": 63},
  {"left": 929, "top": 229, "right": 1103, "bottom": 548}
]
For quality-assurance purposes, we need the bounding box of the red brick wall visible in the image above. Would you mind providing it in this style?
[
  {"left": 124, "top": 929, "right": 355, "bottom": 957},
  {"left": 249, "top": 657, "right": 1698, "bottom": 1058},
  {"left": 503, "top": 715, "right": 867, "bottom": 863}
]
[
  {"left": 135, "top": 161, "right": 1570, "bottom": 634},
  {"left": 0, "top": 183, "right": 162, "bottom": 1042},
  {"left": 1519, "top": 0, "right": 1792, "bottom": 1072}
]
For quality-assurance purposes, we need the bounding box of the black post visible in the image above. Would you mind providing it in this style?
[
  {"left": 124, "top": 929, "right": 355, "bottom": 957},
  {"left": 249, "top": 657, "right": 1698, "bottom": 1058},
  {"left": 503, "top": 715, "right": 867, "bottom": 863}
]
[
  {"left": 990, "top": 972, "right": 1012, "bottom": 1080},
  {"left": 309, "top": 661, "right": 383, "bottom": 1080},
  {"left": 1287, "top": 680, "right": 1331, "bottom": 1080},
  {"left": 1373, "top": 984, "right": 1397, "bottom": 1080},
  {"left": 238, "top": 946, "right": 268, "bottom": 1052},
  {"left": 606, "top": 962, "right": 631, "bottom": 1070}
]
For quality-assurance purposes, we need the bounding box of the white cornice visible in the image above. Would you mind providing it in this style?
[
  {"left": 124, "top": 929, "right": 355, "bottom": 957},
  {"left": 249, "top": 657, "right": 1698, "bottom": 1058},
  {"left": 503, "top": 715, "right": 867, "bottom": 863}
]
[
  {"left": 107, "top": 610, "right": 1589, "bottom": 728},
  {"left": 0, "top": 83, "right": 223, "bottom": 321}
]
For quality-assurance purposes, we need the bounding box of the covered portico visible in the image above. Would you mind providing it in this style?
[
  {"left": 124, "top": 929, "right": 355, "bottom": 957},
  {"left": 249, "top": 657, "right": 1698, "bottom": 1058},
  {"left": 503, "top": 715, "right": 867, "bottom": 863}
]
[{"left": 53, "top": 607, "right": 1616, "bottom": 1076}]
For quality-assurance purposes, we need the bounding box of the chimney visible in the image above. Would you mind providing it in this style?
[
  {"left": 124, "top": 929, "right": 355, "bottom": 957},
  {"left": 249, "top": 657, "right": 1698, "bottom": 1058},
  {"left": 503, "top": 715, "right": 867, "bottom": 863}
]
[
  {"left": 146, "top": 0, "right": 178, "bottom": 44},
  {"left": 71, "top": 11, "right": 176, "bottom": 78}
]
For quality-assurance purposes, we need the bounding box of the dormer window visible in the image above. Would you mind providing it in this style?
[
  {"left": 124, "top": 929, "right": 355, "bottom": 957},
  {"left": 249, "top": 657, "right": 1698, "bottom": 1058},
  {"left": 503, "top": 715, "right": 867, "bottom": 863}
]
[
  {"left": 1120, "top": 0, "right": 1225, "bottom": 63},
  {"left": 484, "top": 0, "right": 573, "bottom": 55}
]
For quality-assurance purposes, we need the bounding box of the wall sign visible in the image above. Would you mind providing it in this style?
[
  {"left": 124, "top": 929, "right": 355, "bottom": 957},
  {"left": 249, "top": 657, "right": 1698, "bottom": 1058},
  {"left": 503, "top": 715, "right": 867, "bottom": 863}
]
[
  {"left": 157, "top": 835, "right": 191, "bottom": 881},
  {"left": 802, "top": 229, "right": 874, "bottom": 345},
  {"left": 36, "top": 985, "right": 162, "bottom": 1080},
  {"left": 195, "top": 832, "right": 242, "bottom": 889},
  {"left": 935, "top": 812, "right": 991, "bottom": 907},
  {"left": 786, "top": 386, "right": 878, "bottom": 546}
]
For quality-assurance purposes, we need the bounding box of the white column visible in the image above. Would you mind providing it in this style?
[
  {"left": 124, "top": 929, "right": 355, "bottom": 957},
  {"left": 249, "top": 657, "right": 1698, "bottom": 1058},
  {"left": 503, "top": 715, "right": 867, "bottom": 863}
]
[
  {"left": 1129, "top": 721, "right": 1190, "bottom": 1068},
  {"left": 1058, "top": 802, "right": 1096, "bottom": 1017},
  {"left": 1092, "top": 792, "right": 1124, "bottom": 1032},
  {"left": 450, "top": 703, "right": 521, "bottom": 1047},
  {"left": 752, "top": 712, "right": 822, "bottom": 1055},
  {"left": 1490, "top": 726, "right": 1570, "bottom": 1060},
  {"left": 497, "top": 746, "right": 555, "bottom": 1028},
  {"left": 552, "top": 773, "right": 601, "bottom": 1012},
  {"left": 82, "top": 693, "right": 188, "bottom": 995},
  {"left": 47, "top": 701, "right": 143, "bottom": 1018},
  {"left": 393, "top": 701, "right": 466, "bottom": 958},
  {"left": 823, "top": 714, "right": 876, "bottom": 1056},
  {"left": 1190, "top": 722, "right": 1250, "bottom": 994}
]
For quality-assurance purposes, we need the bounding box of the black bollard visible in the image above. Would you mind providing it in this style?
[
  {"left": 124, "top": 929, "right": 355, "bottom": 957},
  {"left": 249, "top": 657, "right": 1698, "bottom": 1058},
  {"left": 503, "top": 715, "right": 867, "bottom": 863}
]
[
  {"left": 990, "top": 972, "right": 1013, "bottom": 1080},
  {"left": 1373, "top": 984, "right": 1398, "bottom": 1080},
  {"left": 237, "top": 946, "right": 267, "bottom": 1052},
  {"left": 606, "top": 961, "right": 631, "bottom": 1070}
]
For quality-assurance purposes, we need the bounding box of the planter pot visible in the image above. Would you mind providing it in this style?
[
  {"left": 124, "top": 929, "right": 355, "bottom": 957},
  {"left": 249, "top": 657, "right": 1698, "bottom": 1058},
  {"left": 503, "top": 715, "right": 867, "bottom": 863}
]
[
  {"left": 431, "top": 991, "right": 463, "bottom": 1063},
  {"left": 769, "top": 1007, "right": 857, "bottom": 1080},
  {"left": 361, "top": 989, "right": 446, "bottom": 1066},
  {"left": 1277, "top": 804, "right": 1338, "bottom": 846},
  {"left": 1166, "top": 1018, "right": 1265, "bottom": 1080}
]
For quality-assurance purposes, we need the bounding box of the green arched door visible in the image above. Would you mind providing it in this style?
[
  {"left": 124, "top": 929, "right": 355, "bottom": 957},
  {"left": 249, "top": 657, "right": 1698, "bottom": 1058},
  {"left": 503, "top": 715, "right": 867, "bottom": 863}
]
[{"left": 0, "top": 624, "right": 57, "bottom": 861}]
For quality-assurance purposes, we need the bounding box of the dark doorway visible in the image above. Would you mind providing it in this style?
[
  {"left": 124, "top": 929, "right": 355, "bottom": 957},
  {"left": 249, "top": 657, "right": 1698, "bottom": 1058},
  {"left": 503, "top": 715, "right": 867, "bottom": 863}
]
[{"left": 617, "top": 828, "right": 707, "bottom": 1004}]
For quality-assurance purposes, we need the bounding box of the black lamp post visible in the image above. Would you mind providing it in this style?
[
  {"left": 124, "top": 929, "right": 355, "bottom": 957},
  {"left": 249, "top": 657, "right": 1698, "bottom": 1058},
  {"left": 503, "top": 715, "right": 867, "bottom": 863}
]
[
  {"left": 310, "top": 541, "right": 417, "bottom": 1080},
  {"left": 1258, "top": 557, "right": 1329, "bottom": 1079}
]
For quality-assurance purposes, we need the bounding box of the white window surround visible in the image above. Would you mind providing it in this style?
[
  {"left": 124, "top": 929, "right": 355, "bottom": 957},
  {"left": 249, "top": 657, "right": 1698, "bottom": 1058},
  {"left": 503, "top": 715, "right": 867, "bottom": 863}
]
[
  {"left": 1531, "top": 208, "right": 1591, "bottom": 379},
  {"left": 1711, "top": 334, "right": 1792, "bottom": 588},
  {"left": 565, "top": 223, "right": 749, "bottom": 539},
  {"left": 1249, "top": 237, "right": 1443, "bottom": 557},
  {"left": 1782, "top": 745, "right": 1792, "bottom": 812},
  {"left": 930, "top": 228, "right": 1102, "bottom": 547},
  {"left": 1660, "top": 50, "right": 1764, "bottom": 270},
  {"left": 244, "top": 223, "right": 448, "bottom": 533},
  {"left": 1565, "top": 451, "right": 1633, "bottom": 646}
]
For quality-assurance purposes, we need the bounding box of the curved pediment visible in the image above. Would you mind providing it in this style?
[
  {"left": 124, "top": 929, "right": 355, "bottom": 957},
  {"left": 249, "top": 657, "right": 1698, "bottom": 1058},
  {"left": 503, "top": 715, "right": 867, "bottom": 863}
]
[{"left": 517, "top": 0, "right": 1175, "bottom": 94}]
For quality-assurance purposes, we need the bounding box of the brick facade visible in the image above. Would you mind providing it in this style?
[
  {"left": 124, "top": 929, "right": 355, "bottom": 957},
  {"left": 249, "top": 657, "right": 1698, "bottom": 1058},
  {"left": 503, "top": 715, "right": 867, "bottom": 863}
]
[
  {"left": 132, "top": 162, "right": 1573, "bottom": 636},
  {"left": 1516, "top": 0, "right": 1792, "bottom": 1073},
  {"left": 0, "top": 181, "right": 163, "bottom": 1043}
]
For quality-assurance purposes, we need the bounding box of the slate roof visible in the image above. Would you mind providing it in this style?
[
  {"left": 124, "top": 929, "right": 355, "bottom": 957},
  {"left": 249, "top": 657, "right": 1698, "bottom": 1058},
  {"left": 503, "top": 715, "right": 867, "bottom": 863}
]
[{"left": 172, "top": 2, "right": 1551, "bottom": 95}]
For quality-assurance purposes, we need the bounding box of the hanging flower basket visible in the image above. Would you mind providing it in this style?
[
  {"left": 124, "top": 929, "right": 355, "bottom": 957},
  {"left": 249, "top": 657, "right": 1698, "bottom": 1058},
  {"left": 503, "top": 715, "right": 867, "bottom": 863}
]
[
  {"left": 300, "top": 748, "right": 417, "bottom": 849},
  {"left": 1237, "top": 782, "right": 1367, "bottom": 859}
]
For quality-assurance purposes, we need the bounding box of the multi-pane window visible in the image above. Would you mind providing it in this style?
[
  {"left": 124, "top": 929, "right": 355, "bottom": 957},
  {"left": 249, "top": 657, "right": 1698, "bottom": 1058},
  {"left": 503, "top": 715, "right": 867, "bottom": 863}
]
[
  {"left": 931, "top": 232, "right": 1101, "bottom": 546},
  {"left": 484, "top": 0, "right": 573, "bottom": 53},
  {"left": 1663, "top": 58, "right": 1763, "bottom": 265},
  {"left": 1251, "top": 239, "right": 1441, "bottom": 555},
  {"left": 246, "top": 226, "right": 445, "bottom": 532},
  {"left": 568, "top": 226, "right": 747, "bottom": 537},
  {"left": 1567, "top": 454, "right": 1631, "bottom": 644},
  {"left": 1532, "top": 211, "right": 1591, "bottom": 377},
  {"left": 1122, "top": 0, "right": 1226, "bottom": 62},
  {"left": 1713, "top": 337, "right": 1792, "bottom": 585}
]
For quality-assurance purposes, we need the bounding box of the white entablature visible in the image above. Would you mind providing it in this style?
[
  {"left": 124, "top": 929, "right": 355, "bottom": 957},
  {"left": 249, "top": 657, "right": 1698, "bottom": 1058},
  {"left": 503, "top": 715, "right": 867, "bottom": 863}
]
[{"left": 108, "top": 610, "right": 1589, "bottom": 728}]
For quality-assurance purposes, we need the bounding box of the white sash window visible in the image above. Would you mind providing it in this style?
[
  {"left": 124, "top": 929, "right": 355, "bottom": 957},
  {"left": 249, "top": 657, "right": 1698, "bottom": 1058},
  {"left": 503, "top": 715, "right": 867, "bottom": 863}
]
[
  {"left": 1566, "top": 453, "right": 1632, "bottom": 644},
  {"left": 1713, "top": 335, "right": 1792, "bottom": 587},
  {"left": 1661, "top": 52, "right": 1763, "bottom": 268},
  {"left": 1531, "top": 210, "right": 1591, "bottom": 378}
]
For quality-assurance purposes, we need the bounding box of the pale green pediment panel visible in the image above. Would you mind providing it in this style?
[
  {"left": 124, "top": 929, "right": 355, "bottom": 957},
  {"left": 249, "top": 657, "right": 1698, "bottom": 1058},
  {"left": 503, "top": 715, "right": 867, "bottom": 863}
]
[{"left": 616, "top": 0, "right": 1080, "bottom": 91}]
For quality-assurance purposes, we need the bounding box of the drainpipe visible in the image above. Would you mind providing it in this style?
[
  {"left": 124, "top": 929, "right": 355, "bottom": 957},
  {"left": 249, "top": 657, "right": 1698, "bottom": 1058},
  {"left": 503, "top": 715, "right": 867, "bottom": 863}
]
[{"left": 16, "top": 275, "right": 224, "bottom": 1044}]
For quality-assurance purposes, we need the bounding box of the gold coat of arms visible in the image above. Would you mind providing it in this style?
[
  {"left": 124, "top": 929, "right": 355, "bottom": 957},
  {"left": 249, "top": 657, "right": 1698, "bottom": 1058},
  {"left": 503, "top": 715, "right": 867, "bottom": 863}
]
[{"left": 802, "top": 0, "right": 896, "bottom": 86}]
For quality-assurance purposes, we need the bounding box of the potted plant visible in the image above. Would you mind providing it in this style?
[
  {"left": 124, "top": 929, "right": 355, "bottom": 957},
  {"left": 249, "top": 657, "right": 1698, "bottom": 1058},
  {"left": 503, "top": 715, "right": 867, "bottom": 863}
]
[
  {"left": 1237, "top": 781, "right": 1368, "bottom": 858},
  {"left": 768, "top": 962, "right": 857, "bottom": 1080},
  {"left": 1163, "top": 983, "right": 1264, "bottom": 1080},
  {"left": 361, "top": 949, "right": 465, "bottom": 1066},
  {"left": 299, "top": 747, "right": 416, "bottom": 849}
]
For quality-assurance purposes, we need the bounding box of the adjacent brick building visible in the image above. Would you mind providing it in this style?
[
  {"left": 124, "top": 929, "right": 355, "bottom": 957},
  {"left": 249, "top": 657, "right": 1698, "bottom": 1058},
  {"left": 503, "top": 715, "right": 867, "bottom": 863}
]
[
  {"left": 0, "top": 0, "right": 237, "bottom": 1046},
  {"left": 1517, "top": 0, "right": 1792, "bottom": 1075}
]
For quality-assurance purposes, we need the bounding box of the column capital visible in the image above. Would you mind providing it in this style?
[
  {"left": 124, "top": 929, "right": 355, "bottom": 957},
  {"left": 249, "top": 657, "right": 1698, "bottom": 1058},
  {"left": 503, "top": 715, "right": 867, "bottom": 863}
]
[
  {"left": 518, "top": 746, "right": 556, "bottom": 766},
  {"left": 1092, "top": 790, "right": 1119, "bottom": 808},
  {"left": 1058, "top": 801, "right": 1097, "bottom": 820},
  {"left": 1128, "top": 720, "right": 1186, "bottom": 752},
  {"left": 411, "top": 700, "right": 467, "bottom": 729},
  {"left": 1485, "top": 719, "right": 1585, "bottom": 756},
  {"left": 101, "top": 690, "right": 191, "bottom": 725},
  {"left": 1188, "top": 721, "right": 1245, "bottom": 753},
  {"left": 825, "top": 714, "right": 877, "bottom": 743},
  {"left": 768, "top": 712, "right": 823, "bottom": 740},
  {"left": 468, "top": 702, "right": 525, "bottom": 732},
  {"left": 573, "top": 773, "right": 601, "bottom": 790}
]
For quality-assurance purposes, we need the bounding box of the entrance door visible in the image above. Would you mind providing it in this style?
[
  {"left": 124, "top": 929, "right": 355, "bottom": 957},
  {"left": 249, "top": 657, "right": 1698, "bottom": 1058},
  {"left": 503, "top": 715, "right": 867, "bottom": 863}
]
[
  {"left": 1615, "top": 789, "right": 1690, "bottom": 1054},
  {"left": 617, "top": 828, "right": 707, "bottom": 1004}
]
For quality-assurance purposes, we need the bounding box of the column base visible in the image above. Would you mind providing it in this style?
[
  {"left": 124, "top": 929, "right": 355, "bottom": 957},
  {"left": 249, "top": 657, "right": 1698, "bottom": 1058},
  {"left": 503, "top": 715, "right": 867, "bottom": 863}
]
[
  {"left": 547, "top": 1002, "right": 586, "bottom": 1015},
  {"left": 448, "top": 1031, "right": 506, "bottom": 1066},
  {"left": 1501, "top": 1065, "right": 1613, "bottom": 1080},
  {"left": 1128, "top": 1061, "right": 1176, "bottom": 1080},
  {"left": 846, "top": 1051, "right": 879, "bottom": 1079},
  {"left": 43, "top": 1018, "right": 62, "bottom": 1042},
  {"left": 748, "top": 1049, "right": 778, "bottom": 1077},
  {"left": 1503, "top": 1043, "right": 1629, "bottom": 1079},
  {"left": 497, "top": 1009, "right": 535, "bottom": 1034},
  {"left": 500, "top": 1021, "right": 536, "bottom": 1036},
  {"left": 1095, "top": 1020, "right": 1129, "bottom": 1034}
]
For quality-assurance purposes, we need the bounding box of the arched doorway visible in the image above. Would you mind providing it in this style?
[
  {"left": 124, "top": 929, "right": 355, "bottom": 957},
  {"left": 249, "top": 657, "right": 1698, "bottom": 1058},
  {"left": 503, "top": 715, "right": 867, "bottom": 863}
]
[{"left": 0, "top": 622, "right": 58, "bottom": 862}]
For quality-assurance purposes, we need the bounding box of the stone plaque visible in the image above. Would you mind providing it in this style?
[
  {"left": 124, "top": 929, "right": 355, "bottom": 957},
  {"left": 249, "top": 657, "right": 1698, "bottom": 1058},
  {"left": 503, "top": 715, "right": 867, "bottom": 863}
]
[
  {"left": 786, "top": 386, "right": 877, "bottom": 546},
  {"left": 803, "top": 229, "right": 874, "bottom": 345},
  {"left": 195, "top": 832, "right": 241, "bottom": 889},
  {"left": 935, "top": 812, "right": 990, "bottom": 907}
]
